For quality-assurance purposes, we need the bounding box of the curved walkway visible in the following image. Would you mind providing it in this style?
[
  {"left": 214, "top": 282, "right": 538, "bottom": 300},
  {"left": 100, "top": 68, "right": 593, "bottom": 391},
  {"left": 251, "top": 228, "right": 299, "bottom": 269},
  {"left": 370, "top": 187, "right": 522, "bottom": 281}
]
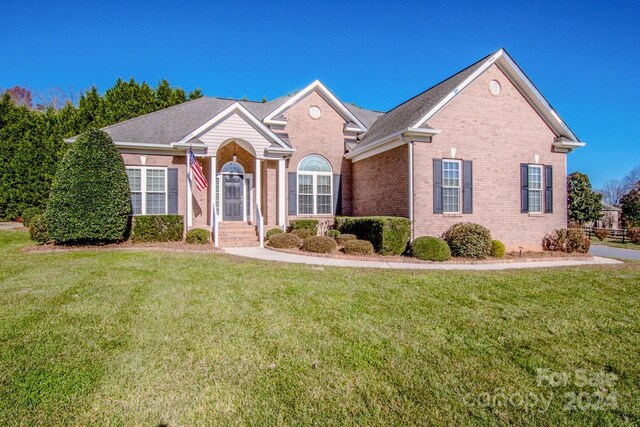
[{"left": 224, "top": 247, "right": 622, "bottom": 270}]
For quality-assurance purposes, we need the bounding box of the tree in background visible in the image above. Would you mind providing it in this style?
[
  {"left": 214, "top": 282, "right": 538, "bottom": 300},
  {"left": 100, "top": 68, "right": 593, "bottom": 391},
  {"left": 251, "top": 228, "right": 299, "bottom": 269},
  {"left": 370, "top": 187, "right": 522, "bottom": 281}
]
[
  {"left": 600, "top": 179, "right": 627, "bottom": 206},
  {"left": 620, "top": 182, "right": 640, "bottom": 228},
  {"left": 0, "top": 78, "right": 201, "bottom": 220},
  {"left": 47, "top": 129, "right": 130, "bottom": 243},
  {"left": 567, "top": 172, "right": 603, "bottom": 224}
]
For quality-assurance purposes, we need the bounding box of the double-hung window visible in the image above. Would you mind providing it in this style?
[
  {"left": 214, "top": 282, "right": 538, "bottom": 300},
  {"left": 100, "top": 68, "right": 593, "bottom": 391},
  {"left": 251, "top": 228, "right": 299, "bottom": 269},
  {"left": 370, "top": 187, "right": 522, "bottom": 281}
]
[
  {"left": 297, "top": 155, "right": 332, "bottom": 215},
  {"left": 442, "top": 159, "right": 461, "bottom": 213},
  {"left": 126, "top": 167, "right": 168, "bottom": 215},
  {"left": 527, "top": 165, "right": 543, "bottom": 214}
]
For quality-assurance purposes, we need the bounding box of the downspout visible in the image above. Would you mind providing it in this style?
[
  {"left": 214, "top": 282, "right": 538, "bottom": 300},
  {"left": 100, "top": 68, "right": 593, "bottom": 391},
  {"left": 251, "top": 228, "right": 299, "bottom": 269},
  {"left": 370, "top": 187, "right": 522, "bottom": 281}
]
[{"left": 405, "top": 136, "right": 415, "bottom": 242}]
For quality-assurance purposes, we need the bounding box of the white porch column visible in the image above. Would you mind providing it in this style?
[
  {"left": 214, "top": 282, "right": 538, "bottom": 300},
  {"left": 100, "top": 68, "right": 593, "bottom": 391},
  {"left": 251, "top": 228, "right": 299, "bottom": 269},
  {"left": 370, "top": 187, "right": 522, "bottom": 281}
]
[
  {"left": 278, "top": 158, "right": 285, "bottom": 228},
  {"left": 186, "top": 154, "right": 193, "bottom": 228},
  {"left": 210, "top": 156, "right": 218, "bottom": 246},
  {"left": 255, "top": 158, "right": 262, "bottom": 216}
]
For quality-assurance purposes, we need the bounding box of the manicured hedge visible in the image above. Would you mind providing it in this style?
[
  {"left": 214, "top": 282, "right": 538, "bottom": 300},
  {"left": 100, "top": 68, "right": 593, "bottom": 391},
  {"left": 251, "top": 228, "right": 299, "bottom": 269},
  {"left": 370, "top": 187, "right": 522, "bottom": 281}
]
[
  {"left": 22, "top": 207, "right": 43, "bottom": 227},
  {"left": 325, "top": 229, "right": 341, "bottom": 238},
  {"left": 266, "top": 228, "right": 284, "bottom": 240},
  {"left": 267, "top": 233, "right": 302, "bottom": 249},
  {"left": 47, "top": 129, "right": 131, "bottom": 244},
  {"left": 290, "top": 228, "right": 315, "bottom": 239},
  {"left": 491, "top": 240, "right": 506, "bottom": 258},
  {"left": 342, "top": 239, "right": 374, "bottom": 255},
  {"left": 411, "top": 236, "right": 451, "bottom": 261},
  {"left": 301, "top": 236, "right": 337, "bottom": 253},
  {"left": 131, "top": 215, "right": 184, "bottom": 242},
  {"left": 335, "top": 233, "right": 357, "bottom": 245},
  {"left": 29, "top": 214, "right": 49, "bottom": 244},
  {"left": 442, "top": 222, "right": 492, "bottom": 259},
  {"left": 288, "top": 219, "right": 318, "bottom": 234},
  {"left": 186, "top": 228, "right": 210, "bottom": 244},
  {"left": 335, "top": 216, "right": 411, "bottom": 255}
]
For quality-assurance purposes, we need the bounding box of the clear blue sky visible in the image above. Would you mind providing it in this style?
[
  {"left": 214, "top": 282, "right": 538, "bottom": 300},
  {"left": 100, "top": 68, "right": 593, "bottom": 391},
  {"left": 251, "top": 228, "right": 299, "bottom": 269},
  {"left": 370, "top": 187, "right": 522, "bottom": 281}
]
[{"left": 2, "top": 0, "right": 638, "bottom": 188}]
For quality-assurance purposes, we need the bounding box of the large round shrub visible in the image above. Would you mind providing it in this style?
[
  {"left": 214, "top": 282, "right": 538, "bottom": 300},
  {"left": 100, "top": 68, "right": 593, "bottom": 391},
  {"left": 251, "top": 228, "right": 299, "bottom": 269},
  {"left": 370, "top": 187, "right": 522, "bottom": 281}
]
[
  {"left": 335, "top": 234, "right": 357, "bottom": 245},
  {"left": 342, "top": 239, "right": 374, "bottom": 255},
  {"left": 266, "top": 228, "right": 284, "bottom": 240},
  {"left": 47, "top": 129, "right": 131, "bottom": 244},
  {"left": 325, "top": 229, "right": 341, "bottom": 238},
  {"left": 411, "top": 236, "right": 451, "bottom": 261},
  {"left": 267, "top": 233, "right": 302, "bottom": 249},
  {"left": 22, "top": 207, "right": 43, "bottom": 227},
  {"left": 186, "top": 228, "right": 210, "bottom": 244},
  {"left": 491, "top": 240, "right": 506, "bottom": 258},
  {"left": 301, "top": 236, "right": 337, "bottom": 253},
  {"left": 290, "top": 228, "right": 315, "bottom": 239},
  {"left": 442, "top": 222, "right": 492, "bottom": 259},
  {"left": 29, "top": 214, "right": 49, "bottom": 244}
]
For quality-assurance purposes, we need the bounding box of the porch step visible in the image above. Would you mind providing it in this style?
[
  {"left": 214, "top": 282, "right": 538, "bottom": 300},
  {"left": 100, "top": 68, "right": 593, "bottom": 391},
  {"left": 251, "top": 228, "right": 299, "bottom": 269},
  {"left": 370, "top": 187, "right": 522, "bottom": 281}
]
[{"left": 216, "top": 222, "right": 260, "bottom": 247}]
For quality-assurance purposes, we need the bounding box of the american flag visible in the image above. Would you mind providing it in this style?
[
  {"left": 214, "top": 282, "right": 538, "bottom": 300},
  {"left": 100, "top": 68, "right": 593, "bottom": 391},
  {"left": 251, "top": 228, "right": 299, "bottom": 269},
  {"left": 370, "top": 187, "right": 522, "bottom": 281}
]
[{"left": 189, "top": 149, "right": 208, "bottom": 191}]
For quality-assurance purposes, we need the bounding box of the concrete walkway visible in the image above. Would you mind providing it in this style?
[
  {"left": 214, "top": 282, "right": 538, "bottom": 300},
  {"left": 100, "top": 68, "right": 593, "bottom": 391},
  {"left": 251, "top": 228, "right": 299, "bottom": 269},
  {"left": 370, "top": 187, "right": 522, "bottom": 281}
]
[
  {"left": 224, "top": 247, "right": 622, "bottom": 270},
  {"left": 590, "top": 245, "right": 640, "bottom": 261}
]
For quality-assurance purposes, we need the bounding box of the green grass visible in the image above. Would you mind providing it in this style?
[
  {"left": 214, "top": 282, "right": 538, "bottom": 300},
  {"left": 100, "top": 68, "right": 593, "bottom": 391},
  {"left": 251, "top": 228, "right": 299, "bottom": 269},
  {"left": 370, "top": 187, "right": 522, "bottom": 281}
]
[
  {"left": 590, "top": 236, "right": 640, "bottom": 250},
  {"left": 1, "top": 230, "right": 639, "bottom": 426}
]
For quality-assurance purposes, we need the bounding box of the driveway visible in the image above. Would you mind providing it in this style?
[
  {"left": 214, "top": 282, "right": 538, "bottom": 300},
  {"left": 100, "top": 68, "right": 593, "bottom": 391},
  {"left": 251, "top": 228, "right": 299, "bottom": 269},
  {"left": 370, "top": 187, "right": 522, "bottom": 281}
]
[{"left": 590, "top": 245, "right": 640, "bottom": 261}]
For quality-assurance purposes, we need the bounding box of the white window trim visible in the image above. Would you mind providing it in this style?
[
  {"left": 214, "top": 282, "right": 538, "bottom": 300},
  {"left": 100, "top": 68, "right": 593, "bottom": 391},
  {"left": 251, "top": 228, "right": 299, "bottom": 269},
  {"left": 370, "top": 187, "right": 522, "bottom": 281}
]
[
  {"left": 528, "top": 164, "right": 543, "bottom": 214},
  {"left": 126, "top": 166, "right": 168, "bottom": 215},
  {"left": 442, "top": 159, "right": 462, "bottom": 214},
  {"left": 297, "top": 155, "right": 333, "bottom": 216}
]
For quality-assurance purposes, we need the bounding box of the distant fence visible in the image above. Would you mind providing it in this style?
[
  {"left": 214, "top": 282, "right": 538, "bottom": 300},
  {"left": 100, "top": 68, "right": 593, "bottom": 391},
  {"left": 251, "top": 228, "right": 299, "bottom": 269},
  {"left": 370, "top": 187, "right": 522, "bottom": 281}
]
[{"left": 583, "top": 227, "right": 629, "bottom": 243}]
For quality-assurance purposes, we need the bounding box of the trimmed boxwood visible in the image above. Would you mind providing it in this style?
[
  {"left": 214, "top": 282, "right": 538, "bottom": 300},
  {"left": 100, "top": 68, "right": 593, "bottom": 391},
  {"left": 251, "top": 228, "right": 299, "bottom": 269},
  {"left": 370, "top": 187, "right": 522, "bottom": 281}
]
[
  {"left": 301, "top": 235, "right": 337, "bottom": 253},
  {"left": 131, "top": 215, "right": 184, "bottom": 242},
  {"left": 335, "top": 233, "right": 357, "bottom": 245},
  {"left": 334, "top": 216, "right": 411, "bottom": 255},
  {"left": 267, "top": 233, "right": 302, "bottom": 249},
  {"left": 29, "top": 214, "right": 49, "bottom": 244},
  {"left": 411, "top": 236, "right": 451, "bottom": 261},
  {"left": 290, "top": 228, "right": 315, "bottom": 239},
  {"left": 288, "top": 219, "right": 318, "bottom": 234},
  {"left": 186, "top": 228, "right": 210, "bottom": 244},
  {"left": 22, "top": 207, "right": 43, "bottom": 227},
  {"left": 442, "top": 222, "right": 492, "bottom": 259},
  {"left": 491, "top": 240, "right": 506, "bottom": 258},
  {"left": 47, "top": 129, "right": 131, "bottom": 244},
  {"left": 266, "top": 228, "right": 284, "bottom": 240},
  {"left": 325, "top": 229, "right": 341, "bottom": 238},
  {"left": 342, "top": 239, "right": 374, "bottom": 255}
]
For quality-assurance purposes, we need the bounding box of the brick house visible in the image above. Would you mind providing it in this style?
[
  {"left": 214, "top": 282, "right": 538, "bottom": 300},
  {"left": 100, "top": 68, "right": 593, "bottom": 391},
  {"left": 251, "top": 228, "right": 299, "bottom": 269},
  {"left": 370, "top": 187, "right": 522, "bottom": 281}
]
[{"left": 67, "top": 49, "right": 584, "bottom": 249}]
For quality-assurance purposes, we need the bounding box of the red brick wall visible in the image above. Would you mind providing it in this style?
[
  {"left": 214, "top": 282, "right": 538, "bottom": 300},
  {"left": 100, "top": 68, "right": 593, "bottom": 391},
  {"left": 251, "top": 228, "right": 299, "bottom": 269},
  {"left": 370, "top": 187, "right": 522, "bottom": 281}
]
[
  {"left": 352, "top": 145, "right": 409, "bottom": 217},
  {"left": 411, "top": 64, "right": 567, "bottom": 250}
]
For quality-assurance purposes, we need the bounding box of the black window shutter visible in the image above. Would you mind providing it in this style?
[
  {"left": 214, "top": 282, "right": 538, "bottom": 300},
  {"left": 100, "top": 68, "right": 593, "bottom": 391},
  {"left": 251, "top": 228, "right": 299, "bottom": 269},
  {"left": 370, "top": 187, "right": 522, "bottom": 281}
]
[
  {"left": 288, "top": 172, "right": 297, "bottom": 215},
  {"left": 168, "top": 168, "right": 179, "bottom": 214},
  {"left": 433, "top": 159, "right": 443, "bottom": 214},
  {"left": 333, "top": 173, "right": 342, "bottom": 215},
  {"left": 545, "top": 165, "right": 553, "bottom": 213},
  {"left": 463, "top": 160, "right": 473, "bottom": 214},
  {"left": 520, "top": 163, "right": 529, "bottom": 213}
]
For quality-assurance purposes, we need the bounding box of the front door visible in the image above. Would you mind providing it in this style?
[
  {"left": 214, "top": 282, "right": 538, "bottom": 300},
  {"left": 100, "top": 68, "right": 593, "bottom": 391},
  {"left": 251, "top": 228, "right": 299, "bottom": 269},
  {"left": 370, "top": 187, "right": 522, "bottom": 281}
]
[{"left": 223, "top": 174, "right": 243, "bottom": 221}]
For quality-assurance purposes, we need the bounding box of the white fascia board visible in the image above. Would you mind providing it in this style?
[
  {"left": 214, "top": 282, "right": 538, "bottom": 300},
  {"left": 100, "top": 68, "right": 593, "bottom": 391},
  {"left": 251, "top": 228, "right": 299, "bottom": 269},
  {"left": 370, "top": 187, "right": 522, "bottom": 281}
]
[
  {"left": 346, "top": 127, "right": 440, "bottom": 162},
  {"left": 413, "top": 50, "right": 503, "bottom": 129},
  {"left": 175, "top": 102, "right": 291, "bottom": 150},
  {"left": 263, "top": 80, "right": 367, "bottom": 131},
  {"left": 266, "top": 145, "right": 295, "bottom": 154}
]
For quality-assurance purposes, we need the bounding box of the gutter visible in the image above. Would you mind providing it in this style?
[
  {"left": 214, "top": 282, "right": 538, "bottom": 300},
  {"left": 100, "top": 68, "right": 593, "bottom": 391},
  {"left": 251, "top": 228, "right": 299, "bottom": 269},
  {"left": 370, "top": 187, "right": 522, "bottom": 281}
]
[{"left": 345, "top": 127, "right": 441, "bottom": 160}]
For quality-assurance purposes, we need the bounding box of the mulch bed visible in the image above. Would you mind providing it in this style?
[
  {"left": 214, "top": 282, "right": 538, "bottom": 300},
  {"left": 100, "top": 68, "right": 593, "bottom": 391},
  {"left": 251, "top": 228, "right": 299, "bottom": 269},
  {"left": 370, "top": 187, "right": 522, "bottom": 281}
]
[
  {"left": 267, "top": 246, "right": 592, "bottom": 264},
  {"left": 24, "top": 240, "right": 223, "bottom": 254}
]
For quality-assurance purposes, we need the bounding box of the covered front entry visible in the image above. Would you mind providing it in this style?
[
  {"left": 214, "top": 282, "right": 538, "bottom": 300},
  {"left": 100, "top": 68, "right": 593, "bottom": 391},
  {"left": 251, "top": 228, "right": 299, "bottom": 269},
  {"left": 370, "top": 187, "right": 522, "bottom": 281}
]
[{"left": 220, "top": 161, "right": 252, "bottom": 222}]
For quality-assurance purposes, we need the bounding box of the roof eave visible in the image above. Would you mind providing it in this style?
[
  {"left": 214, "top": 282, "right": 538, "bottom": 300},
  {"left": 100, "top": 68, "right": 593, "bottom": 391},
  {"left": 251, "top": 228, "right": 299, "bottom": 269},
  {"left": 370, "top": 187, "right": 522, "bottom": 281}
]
[{"left": 346, "top": 127, "right": 441, "bottom": 161}]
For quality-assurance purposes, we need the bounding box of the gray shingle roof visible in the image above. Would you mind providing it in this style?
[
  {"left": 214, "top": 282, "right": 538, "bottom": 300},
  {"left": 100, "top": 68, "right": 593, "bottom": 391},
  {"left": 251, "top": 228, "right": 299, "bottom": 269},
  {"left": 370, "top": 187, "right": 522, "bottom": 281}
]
[
  {"left": 358, "top": 53, "right": 493, "bottom": 146},
  {"left": 344, "top": 104, "right": 385, "bottom": 129}
]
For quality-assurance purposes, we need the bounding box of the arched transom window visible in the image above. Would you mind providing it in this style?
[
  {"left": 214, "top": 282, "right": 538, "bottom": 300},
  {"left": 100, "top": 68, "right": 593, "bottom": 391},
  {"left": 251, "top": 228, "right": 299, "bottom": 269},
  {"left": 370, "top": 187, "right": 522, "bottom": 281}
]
[
  {"left": 297, "top": 155, "right": 332, "bottom": 215},
  {"left": 221, "top": 161, "right": 244, "bottom": 174}
]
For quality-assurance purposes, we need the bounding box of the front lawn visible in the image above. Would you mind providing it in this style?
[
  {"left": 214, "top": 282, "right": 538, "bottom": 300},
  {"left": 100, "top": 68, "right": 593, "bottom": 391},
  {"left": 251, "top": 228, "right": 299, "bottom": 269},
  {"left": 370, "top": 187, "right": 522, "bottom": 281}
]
[
  {"left": 1, "top": 230, "right": 639, "bottom": 425},
  {"left": 590, "top": 236, "right": 640, "bottom": 250}
]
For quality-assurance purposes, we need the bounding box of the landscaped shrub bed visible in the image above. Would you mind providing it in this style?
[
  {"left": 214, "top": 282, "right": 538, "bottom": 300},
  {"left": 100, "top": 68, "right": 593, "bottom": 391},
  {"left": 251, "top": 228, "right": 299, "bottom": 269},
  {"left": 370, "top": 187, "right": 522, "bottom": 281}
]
[
  {"left": 131, "top": 215, "right": 184, "bottom": 243},
  {"left": 411, "top": 236, "right": 451, "bottom": 261},
  {"left": 266, "top": 228, "right": 284, "bottom": 240},
  {"left": 542, "top": 228, "right": 590, "bottom": 253},
  {"left": 21, "top": 207, "right": 43, "bottom": 228},
  {"left": 442, "top": 223, "right": 492, "bottom": 259},
  {"left": 301, "top": 236, "right": 337, "bottom": 253},
  {"left": 325, "top": 229, "right": 341, "bottom": 238},
  {"left": 290, "top": 228, "right": 315, "bottom": 239},
  {"left": 288, "top": 219, "right": 318, "bottom": 234},
  {"left": 342, "top": 239, "right": 374, "bottom": 255},
  {"left": 185, "top": 228, "right": 210, "bottom": 244},
  {"left": 491, "top": 240, "right": 506, "bottom": 258},
  {"left": 29, "top": 214, "right": 49, "bottom": 244},
  {"left": 335, "top": 216, "right": 411, "bottom": 255},
  {"left": 335, "top": 233, "right": 357, "bottom": 245},
  {"left": 267, "top": 233, "right": 302, "bottom": 249}
]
